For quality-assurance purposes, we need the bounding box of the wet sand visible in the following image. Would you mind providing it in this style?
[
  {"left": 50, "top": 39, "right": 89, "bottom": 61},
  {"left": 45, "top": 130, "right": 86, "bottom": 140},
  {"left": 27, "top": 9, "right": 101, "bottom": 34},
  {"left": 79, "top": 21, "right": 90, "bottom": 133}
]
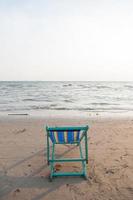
[{"left": 0, "top": 116, "right": 133, "bottom": 200}]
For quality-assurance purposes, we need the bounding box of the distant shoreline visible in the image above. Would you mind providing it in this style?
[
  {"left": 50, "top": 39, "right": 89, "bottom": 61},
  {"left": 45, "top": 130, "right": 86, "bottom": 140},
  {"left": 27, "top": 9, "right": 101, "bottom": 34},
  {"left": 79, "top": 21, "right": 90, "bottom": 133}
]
[{"left": 1, "top": 110, "right": 133, "bottom": 121}]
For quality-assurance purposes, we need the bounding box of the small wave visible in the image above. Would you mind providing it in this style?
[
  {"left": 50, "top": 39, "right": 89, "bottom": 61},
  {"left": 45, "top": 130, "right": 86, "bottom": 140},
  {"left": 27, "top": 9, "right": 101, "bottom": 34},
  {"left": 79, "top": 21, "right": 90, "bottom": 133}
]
[
  {"left": 96, "top": 86, "right": 111, "bottom": 89},
  {"left": 6, "top": 83, "right": 23, "bottom": 88},
  {"left": 23, "top": 98, "right": 52, "bottom": 102},
  {"left": 78, "top": 85, "right": 91, "bottom": 89},
  {"left": 23, "top": 98, "right": 36, "bottom": 101},
  {"left": 31, "top": 106, "right": 51, "bottom": 110},
  {"left": 32, "top": 106, "right": 72, "bottom": 111},
  {"left": 0, "top": 101, "right": 9, "bottom": 104},
  {"left": 0, "top": 108, "right": 14, "bottom": 111},
  {"left": 91, "top": 103, "right": 110, "bottom": 106},
  {"left": 50, "top": 103, "right": 58, "bottom": 107},
  {"left": 91, "top": 103, "right": 119, "bottom": 106},
  {"left": 54, "top": 107, "right": 70, "bottom": 110},
  {"left": 64, "top": 99, "right": 73, "bottom": 103},
  {"left": 53, "top": 107, "right": 95, "bottom": 111},
  {"left": 124, "top": 85, "right": 133, "bottom": 89},
  {"left": 77, "top": 107, "right": 95, "bottom": 111},
  {"left": 63, "top": 84, "right": 72, "bottom": 87}
]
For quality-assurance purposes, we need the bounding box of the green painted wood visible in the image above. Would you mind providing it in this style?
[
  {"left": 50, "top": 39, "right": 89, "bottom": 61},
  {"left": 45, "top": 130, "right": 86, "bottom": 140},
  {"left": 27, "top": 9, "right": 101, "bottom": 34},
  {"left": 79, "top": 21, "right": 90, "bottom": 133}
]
[
  {"left": 85, "top": 132, "right": 88, "bottom": 164},
  {"left": 50, "top": 144, "right": 55, "bottom": 179},
  {"left": 49, "top": 158, "right": 86, "bottom": 162},
  {"left": 46, "top": 126, "right": 50, "bottom": 165},
  {"left": 53, "top": 141, "right": 79, "bottom": 144},
  {"left": 45, "top": 125, "right": 89, "bottom": 179},
  {"left": 79, "top": 143, "right": 85, "bottom": 172},
  {"left": 46, "top": 125, "right": 89, "bottom": 131},
  {"left": 79, "top": 142, "right": 87, "bottom": 176},
  {"left": 79, "top": 132, "right": 86, "bottom": 142},
  {"left": 53, "top": 172, "right": 84, "bottom": 176}
]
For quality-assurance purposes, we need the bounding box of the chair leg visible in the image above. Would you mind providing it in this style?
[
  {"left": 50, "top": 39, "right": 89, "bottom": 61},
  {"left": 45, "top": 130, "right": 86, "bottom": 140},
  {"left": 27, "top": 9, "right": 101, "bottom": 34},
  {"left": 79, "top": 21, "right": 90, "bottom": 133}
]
[
  {"left": 47, "top": 133, "right": 50, "bottom": 165},
  {"left": 49, "top": 144, "right": 55, "bottom": 181},
  {"left": 85, "top": 133, "right": 88, "bottom": 164},
  {"left": 83, "top": 160, "right": 88, "bottom": 180},
  {"left": 79, "top": 143, "right": 87, "bottom": 180}
]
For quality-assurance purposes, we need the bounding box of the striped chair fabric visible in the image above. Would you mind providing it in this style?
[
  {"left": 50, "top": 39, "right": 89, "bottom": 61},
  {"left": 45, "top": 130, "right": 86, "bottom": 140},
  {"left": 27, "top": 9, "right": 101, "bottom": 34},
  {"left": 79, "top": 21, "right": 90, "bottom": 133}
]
[{"left": 49, "top": 130, "right": 83, "bottom": 143}]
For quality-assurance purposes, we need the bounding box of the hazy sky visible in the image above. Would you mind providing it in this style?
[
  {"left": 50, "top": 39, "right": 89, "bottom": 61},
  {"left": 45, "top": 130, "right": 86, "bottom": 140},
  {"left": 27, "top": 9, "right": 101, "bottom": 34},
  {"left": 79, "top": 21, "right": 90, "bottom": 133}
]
[{"left": 0, "top": 0, "right": 133, "bottom": 81}]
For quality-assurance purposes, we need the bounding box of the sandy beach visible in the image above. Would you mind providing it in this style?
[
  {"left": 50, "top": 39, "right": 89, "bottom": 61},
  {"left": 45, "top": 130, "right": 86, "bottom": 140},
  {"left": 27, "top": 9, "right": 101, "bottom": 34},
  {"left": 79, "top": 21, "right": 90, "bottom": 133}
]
[{"left": 0, "top": 116, "right": 133, "bottom": 200}]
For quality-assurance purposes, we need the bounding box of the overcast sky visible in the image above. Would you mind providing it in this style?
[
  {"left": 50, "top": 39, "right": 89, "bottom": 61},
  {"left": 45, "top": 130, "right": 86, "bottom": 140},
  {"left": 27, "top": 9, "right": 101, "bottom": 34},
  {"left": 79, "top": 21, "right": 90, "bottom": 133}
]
[{"left": 0, "top": 0, "right": 133, "bottom": 81}]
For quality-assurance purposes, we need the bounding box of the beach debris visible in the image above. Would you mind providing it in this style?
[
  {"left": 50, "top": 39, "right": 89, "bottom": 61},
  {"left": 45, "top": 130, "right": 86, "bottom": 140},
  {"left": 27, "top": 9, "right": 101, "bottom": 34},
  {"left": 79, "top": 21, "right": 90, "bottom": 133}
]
[
  {"left": 28, "top": 164, "right": 31, "bottom": 167},
  {"left": 54, "top": 164, "right": 62, "bottom": 172},
  {"left": 2, "top": 166, "right": 7, "bottom": 175},
  {"left": 15, "top": 128, "right": 26, "bottom": 134},
  {"left": 126, "top": 187, "right": 133, "bottom": 193},
  {"left": 14, "top": 188, "right": 20, "bottom": 193},
  {"left": 122, "top": 164, "right": 128, "bottom": 168},
  {"left": 105, "top": 168, "right": 115, "bottom": 174},
  {"left": 8, "top": 113, "right": 28, "bottom": 115}
]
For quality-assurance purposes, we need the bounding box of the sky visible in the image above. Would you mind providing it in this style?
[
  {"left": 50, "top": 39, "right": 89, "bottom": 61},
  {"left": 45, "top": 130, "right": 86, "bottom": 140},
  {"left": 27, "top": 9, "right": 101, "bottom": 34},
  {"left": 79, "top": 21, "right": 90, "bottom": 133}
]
[{"left": 0, "top": 0, "right": 133, "bottom": 81}]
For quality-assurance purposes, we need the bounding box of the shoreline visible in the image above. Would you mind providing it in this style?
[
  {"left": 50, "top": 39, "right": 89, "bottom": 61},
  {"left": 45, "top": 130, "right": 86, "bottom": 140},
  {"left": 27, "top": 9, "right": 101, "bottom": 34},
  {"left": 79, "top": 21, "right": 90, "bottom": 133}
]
[{"left": 1, "top": 109, "right": 133, "bottom": 121}]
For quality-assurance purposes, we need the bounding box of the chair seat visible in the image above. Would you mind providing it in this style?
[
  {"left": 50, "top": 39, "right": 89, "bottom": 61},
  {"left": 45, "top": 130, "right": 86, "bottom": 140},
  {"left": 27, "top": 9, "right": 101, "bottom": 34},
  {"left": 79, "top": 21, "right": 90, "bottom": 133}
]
[{"left": 49, "top": 130, "right": 83, "bottom": 143}]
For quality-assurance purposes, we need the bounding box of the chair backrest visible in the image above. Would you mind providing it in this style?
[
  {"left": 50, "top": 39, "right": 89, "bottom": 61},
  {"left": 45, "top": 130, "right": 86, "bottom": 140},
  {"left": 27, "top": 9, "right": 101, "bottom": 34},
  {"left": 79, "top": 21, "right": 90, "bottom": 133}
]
[{"left": 46, "top": 126, "right": 88, "bottom": 144}]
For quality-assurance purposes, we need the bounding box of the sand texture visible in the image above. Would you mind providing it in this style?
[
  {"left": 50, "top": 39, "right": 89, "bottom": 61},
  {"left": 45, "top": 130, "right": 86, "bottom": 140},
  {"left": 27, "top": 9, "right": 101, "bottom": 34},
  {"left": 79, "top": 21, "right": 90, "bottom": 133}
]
[{"left": 0, "top": 117, "right": 133, "bottom": 200}]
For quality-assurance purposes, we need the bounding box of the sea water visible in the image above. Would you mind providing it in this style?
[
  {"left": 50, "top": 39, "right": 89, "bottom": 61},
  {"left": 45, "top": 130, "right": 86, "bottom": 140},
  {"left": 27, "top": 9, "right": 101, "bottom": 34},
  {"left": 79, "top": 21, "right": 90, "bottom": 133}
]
[{"left": 0, "top": 81, "right": 133, "bottom": 117}]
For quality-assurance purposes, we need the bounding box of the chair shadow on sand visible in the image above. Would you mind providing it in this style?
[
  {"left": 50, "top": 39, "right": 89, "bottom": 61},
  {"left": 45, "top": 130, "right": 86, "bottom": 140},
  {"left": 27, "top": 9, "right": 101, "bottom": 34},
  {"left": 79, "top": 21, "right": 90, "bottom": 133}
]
[{"left": 0, "top": 145, "right": 84, "bottom": 200}]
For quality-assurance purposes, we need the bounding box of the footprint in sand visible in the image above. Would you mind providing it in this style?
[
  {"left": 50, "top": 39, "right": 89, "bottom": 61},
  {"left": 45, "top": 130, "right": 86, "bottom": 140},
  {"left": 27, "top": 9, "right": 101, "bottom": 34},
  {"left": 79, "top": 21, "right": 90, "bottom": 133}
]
[{"left": 14, "top": 128, "right": 26, "bottom": 134}]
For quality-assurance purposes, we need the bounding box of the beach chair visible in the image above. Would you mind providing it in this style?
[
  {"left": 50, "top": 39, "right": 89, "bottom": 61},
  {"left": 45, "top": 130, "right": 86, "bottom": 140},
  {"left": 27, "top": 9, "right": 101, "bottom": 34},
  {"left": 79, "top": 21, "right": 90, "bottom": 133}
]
[{"left": 46, "top": 125, "right": 89, "bottom": 181}]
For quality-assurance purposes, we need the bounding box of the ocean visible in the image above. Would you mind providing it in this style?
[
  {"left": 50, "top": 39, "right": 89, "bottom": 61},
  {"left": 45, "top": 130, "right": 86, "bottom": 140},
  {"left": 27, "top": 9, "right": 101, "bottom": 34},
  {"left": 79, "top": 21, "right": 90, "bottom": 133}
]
[{"left": 0, "top": 81, "right": 133, "bottom": 116}]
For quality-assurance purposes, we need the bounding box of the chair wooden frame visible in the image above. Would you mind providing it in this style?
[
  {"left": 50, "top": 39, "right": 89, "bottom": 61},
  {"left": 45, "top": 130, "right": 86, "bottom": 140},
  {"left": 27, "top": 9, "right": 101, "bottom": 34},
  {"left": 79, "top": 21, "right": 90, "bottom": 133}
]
[{"left": 45, "top": 125, "right": 89, "bottom": 181}]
